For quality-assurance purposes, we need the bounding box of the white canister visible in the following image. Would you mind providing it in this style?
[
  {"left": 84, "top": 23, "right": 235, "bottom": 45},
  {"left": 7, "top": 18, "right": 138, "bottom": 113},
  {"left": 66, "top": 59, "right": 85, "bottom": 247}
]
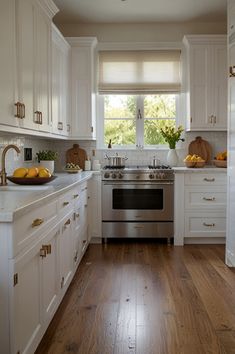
[
  {"left": 93, "top": 163, "right": 101, "bottom": 171},
  {"left": 84, "top": 160, "right": 91, "bottom": 171}
]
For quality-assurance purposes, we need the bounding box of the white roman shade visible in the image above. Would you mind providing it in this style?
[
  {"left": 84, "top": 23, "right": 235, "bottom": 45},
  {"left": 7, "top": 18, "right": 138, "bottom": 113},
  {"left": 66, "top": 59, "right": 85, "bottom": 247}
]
[{"left": 98, "top": 50, "right": 181, "bottom": 94}]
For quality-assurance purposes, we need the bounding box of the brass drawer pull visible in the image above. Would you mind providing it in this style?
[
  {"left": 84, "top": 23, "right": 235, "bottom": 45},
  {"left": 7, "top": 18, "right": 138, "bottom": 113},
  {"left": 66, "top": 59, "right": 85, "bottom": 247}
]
[
  {"left": 203, "top": 178, "right": 215, "bottom": 182},
  {"left": 203, "top": 222, "right": 215, "bottom": 227},
  {"left": 203, "top": 197, "right": 215, "bottom": 201},
  {"left": 42, "top": 244, "right": 51, "bottom": 254},
  {"left": 61, "top": 276, "right": 64, "bottom": 288},
  {"left": 74, "top": 212, "right": 80, "bottom": 219},
  {"left": 32, "top": 218, "right": 44, "bottom": 227},
  {"left": 64, "top": 219, "right": 71, "bottom": 226},
  {"left": 74, "top": 194, "right": 79, "bottom": 199},
  {"left": 58, "top": 122, "right": 63, "bottom": 130},
  {"left": 63, "top": 201, "right": 69, "bottom": 206}
]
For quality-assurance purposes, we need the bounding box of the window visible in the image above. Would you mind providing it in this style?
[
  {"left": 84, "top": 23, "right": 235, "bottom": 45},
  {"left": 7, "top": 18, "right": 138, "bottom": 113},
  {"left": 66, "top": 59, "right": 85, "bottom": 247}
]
[
  {"left": 102, "top": 94, "right": 177, "bottom": 147},
  {"left": 98, "top": 49, "right": 181, "bottom": 148}
]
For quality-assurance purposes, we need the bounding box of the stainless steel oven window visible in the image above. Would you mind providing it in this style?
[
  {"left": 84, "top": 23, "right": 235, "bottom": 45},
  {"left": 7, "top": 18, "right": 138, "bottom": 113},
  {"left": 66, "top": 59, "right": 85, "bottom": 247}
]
[{"left": 112, "top": 188, "right": 163, "bottom": 210}]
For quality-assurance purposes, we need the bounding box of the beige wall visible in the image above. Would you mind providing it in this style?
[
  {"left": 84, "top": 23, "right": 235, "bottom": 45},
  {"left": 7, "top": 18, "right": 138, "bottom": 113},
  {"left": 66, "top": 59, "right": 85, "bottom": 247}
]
[{"left": 54, "top": 22, "right": 226, "bottom": 42}]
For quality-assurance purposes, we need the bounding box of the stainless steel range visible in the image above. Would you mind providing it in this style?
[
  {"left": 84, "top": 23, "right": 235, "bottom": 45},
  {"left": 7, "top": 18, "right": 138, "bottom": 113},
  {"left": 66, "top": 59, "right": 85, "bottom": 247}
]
[{"left": 102, "top": 165, "right": 174, "bottom": 241}]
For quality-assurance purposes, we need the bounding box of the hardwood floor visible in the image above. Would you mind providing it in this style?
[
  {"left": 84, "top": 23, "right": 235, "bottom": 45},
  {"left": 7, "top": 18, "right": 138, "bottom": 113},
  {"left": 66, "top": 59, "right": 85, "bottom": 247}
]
[{"left": 35, "top": 241, "right": 235, "bottom": 354}]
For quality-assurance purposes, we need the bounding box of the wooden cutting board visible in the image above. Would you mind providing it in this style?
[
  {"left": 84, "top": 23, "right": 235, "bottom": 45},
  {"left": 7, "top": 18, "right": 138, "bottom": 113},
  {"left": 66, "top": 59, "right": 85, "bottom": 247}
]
[
  {"left": 66, "top": 144, "right": 87, "bottom": 170},
  {"left": 188, "top": 136, "right": 212, "bottom": 163}
]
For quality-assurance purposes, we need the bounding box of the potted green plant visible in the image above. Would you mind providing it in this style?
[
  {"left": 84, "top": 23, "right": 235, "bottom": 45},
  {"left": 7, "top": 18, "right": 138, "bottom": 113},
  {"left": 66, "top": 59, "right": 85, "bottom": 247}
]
[
  {"left": 160, "top": 125, "right": 184, "bottom": 166},
  {"left": 36, "top": 150, "right": 58, "bottom": 174}
]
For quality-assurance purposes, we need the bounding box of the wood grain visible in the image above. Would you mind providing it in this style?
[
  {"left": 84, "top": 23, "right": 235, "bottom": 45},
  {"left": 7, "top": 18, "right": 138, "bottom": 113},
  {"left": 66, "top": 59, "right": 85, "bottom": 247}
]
[
  {"left": 35, "top": 242, "right": 235, "bottom": 354},
  {"left": 188, "top": 136, "right": 212, "bottom": 162}
]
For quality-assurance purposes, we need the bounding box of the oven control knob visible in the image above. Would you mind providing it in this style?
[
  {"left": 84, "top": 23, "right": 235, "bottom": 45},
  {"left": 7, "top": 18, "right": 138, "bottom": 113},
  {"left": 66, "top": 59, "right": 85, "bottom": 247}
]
[
  {"left": 104, "top": 172, "right": 110, "bottom": 178},
  {"left": 112, "top": 173, "right": 117, "bottom": 179},
  {"left": 160, "top": 173, "right": 165, "bottom": 179},
  {"left": 149, "top": 173, "right": 154, "bottom": 179},
  {"left": 118, "top": 173, "right": 123, "bottom": 179}
]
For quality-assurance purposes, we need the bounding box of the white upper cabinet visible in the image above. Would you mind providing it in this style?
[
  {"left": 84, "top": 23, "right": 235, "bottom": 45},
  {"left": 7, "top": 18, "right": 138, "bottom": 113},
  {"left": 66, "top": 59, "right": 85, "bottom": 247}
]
[
  {"left": 0, "top": 0, "right": 17, "bottom": 127},
  {"left": 0, "top": 0, "right": 58, "bottom": 134},
  {"left": 67, "top": 37, "right": 97, "bottom": 140},
  {"left": 182, "top": 35, "right": 227, "bottom": 131},
  {"left": 52, "top": 25, "right": 71, "bottom": 136}
]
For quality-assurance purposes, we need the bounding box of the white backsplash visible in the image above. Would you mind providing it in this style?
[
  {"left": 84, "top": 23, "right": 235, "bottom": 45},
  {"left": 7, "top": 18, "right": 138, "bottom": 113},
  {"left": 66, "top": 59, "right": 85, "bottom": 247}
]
[{"left": 0, "top": 131, "right": 227, "bottom": 174}]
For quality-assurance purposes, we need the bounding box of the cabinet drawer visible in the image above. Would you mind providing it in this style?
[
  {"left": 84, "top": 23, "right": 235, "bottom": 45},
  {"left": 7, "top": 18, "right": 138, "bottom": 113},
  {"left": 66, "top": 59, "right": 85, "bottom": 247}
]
[
  {"left": 12, "top": 199, "right": 57, "bottom": 257},
  {"left": 58, "top": 189, "right": 75, "bottom": 217},
  {"left": 185, "top": 212, "right": 226, "bottom": 238},
  {"left": 185, "top": 187, "right": 226, "bottom": 209},
  {"left": 185, "top": 173, "right": 226, "bottom": 186}
]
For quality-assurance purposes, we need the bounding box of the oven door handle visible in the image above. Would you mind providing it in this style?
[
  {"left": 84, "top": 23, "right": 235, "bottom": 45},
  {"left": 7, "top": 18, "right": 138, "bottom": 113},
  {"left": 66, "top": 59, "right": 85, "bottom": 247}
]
[{"left": 102, "top": 182, "right": 174, "bottom": 186}]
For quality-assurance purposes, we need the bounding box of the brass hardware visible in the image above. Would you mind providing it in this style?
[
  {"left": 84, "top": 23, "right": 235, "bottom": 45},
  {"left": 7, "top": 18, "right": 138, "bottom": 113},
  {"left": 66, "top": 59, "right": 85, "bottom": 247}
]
[
  {"left": 214, "top": 115, "right": 216, "bottom": 124},
  {"left": 203, "top": 222, "right": 215, "bottom": 227},
  {"left": 42, "top": 244, "right": 52, "bottom": 254},
  {"left": 229, "top": 66, "right": 235, "bottom": 77},
  {"left": 58, "top": 122, "right": 63, "bottom": 131},
  {"left": 208, "top": 115, "right": 213, "bottom": 124},
  {"left": 34, "top": 111, "right": 42, "bottom": 124},
  {"left": 0, "top": 144, "right": 20, "bottom": 186},
  {"left": 67, "top": 124, "right": 71, "bottom": 132},
  {"left": 32, "top": 218, "right": 44, "bottom": 227},
  {"left": 190, "top": 117, "right": 192, "bottom": 123},
  {"left": 63, "top": 201, "right": 69, "bottom": 206},
  {"left": 40, "top": 247, "right": 47, "bottom": 258},
  {"left": 64, "top": 219, "right": 71, "bottom": 226},
  {"left": 74, "top": 194, "right": 79, "bottom": 199},
  {"left": 21, "top": 103, "right": 25, "bottom": 118},
  {"left": 203, "top": 178, "right": 215, "bottom": 182},
  {"left": 84, "top": 204, "right": 88, "bottom": 208},
  {"left": 39, "top": 112, "right": 42, "bottom": 124},
  {"left": 61, "top": 276, "right": 64, "bottom": 288},
  {"left": 203, "top": 197, "right": 215, "bottom": 201},
  {"left": 91, "top": 126, "right": 94, "bottom": 133},
  {"left": 14, "top": 102, "right": 21, "bottom": 118},
  {"left": 83, "top": 240, "right": 86, "bottom": 244},
  {"left": 13, "top": 273, "right": 18, "bottom": 286}
]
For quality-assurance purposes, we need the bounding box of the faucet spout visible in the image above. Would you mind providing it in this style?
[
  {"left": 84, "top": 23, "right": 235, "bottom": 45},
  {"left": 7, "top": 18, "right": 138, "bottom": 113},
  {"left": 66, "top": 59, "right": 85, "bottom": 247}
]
[{"left": 0, "top": 144, "right": 21, "bottom": 186}]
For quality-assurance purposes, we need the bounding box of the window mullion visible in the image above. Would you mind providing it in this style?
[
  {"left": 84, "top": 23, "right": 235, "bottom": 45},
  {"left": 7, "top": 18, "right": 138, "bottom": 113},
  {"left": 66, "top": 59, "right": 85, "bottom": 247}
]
[{"left": 136, "top": 95, "right": 144, "bottom": 148}]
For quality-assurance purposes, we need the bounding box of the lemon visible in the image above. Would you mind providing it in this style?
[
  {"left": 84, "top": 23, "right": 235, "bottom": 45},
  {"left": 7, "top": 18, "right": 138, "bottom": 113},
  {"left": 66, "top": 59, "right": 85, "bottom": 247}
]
[
  {"left": 26, "top": 167, "right": 39, "bottom": 178},
  {"left": 38, "top": 168, "right": 51, "bottom": 178},
  {"left": 13, "top": 167, "right": 28, "bottom": 178}
]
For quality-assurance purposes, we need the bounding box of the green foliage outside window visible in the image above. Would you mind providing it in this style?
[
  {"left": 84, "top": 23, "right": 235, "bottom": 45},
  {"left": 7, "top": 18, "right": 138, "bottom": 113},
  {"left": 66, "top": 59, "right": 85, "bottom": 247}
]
[{"left": 104, "top": 95, "right": 176, "bottom": 146}]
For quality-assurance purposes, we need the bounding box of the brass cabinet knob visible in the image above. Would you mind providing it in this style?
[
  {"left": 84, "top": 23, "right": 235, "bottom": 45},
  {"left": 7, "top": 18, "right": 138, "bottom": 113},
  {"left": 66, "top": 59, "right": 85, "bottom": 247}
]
[
  {"left": 63, "top": 201, "right": 70, "bottom": 206},
  {"left": 64, "top": 219, "right": 71, "bottom": 226},
  {"left": 203, "top": 197, "right": 215, "bottom": 201},
  {"left": 32, "top": 218, "right": 44, "bottom": 227}
]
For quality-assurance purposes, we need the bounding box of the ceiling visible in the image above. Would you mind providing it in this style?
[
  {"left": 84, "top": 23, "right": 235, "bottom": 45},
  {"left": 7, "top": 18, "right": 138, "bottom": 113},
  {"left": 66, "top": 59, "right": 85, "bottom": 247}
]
[{"left": 53, "top": 0, "right": 226, "bottom": 24}]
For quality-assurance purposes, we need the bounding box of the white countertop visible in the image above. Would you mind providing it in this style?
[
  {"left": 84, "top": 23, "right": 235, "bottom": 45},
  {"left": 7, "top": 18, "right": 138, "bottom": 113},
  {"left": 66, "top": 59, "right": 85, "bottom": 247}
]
[
  {"left": 173, "top": 166, "right": 227, "bottom": 173},
  {"left": 0, "top": 172, "right": 95, "bottom": 222}
]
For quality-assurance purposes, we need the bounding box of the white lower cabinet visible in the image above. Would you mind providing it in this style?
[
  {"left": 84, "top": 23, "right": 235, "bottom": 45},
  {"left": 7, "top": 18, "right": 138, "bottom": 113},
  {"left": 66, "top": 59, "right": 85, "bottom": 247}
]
[
  {"left": 174, "top": 170, "right": 227, "bottom": 245},
  {"left": 0, "top": 176, "right": 95, "bottom": 354}
]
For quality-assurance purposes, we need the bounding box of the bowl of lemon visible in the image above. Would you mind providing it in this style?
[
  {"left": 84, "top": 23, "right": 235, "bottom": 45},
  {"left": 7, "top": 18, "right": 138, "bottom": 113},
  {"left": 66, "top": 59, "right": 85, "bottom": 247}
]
[
  {"left": 184, "top": 154, "right": 205, "bottom": 168},
  {"left": 7, "top": 166, "right": 56, "bottom": 185}
]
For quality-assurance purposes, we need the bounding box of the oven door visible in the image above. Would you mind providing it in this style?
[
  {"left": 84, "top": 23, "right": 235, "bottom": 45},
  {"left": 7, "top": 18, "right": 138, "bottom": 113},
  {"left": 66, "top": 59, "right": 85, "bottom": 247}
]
[{"left": 102, "top": 182, "right": 173, "bottom": 221}]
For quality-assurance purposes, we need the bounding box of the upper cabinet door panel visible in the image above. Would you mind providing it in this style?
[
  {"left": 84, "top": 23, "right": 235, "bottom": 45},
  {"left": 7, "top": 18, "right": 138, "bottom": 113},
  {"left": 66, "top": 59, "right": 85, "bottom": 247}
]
[{"left": 0, "top": 0, "right": 17, "bottom": 127}]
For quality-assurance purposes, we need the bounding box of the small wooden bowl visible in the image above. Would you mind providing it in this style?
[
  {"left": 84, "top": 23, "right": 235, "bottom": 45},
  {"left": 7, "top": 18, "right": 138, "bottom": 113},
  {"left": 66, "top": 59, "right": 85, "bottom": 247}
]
[{"left": 212, "top": 159, "right": 227, "bottom": 168}]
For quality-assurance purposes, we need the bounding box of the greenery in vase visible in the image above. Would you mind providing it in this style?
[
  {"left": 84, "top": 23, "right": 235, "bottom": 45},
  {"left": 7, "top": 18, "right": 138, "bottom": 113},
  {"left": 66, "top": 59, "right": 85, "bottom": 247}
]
[
  {"left": 36, "top": 150, "right": 58, "bottom": 162},
  {"left": 160, "top": 125, "right": 184, "bottom": 149}
]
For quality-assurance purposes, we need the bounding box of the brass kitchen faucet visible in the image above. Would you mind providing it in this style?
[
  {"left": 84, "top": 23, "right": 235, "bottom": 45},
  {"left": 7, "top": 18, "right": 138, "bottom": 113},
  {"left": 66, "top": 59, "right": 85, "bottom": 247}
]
[{"left": 0, "top": 144, "right": 20, "bottom": 186}]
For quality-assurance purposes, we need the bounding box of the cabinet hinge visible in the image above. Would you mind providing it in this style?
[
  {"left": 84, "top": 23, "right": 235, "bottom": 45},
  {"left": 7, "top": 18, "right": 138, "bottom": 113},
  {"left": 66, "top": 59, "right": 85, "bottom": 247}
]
[
  {"left": 91, "top": 126, "right": 93, "bottom": 133},
  {"left": 13, "top": 273, "right": 18, "bottom": 287}
]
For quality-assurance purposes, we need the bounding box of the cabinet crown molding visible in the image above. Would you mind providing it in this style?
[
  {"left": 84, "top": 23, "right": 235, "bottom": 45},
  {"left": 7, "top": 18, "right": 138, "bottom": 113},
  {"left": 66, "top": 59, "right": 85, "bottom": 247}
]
[
  {"left": 183, "top": 34, "right": 226, "bottom": 46},
  {"left": 66, "top": 37, "right": 98, "bottom": 48},
  {"left": 35, "top": 0, "right": 59, "bottom": 19}
]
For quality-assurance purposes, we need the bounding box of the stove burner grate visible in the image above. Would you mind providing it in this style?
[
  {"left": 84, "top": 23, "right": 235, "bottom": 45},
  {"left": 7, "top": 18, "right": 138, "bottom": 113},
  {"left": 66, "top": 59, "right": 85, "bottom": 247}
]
[
  {"left": 148, "top": 165, "right": 172, "bottom": 170},
  {"left": 103, "top": 165, "right": 125, "bottom": 170}
]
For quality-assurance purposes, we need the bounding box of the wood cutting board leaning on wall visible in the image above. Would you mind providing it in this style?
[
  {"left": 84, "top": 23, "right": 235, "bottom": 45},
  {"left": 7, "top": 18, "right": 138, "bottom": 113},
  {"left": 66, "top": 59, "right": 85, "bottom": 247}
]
[
  {"left": 66, "top": 144, "right": 87, "bottom": 170},
  {"left": 188, "top": 136, "right": 212, "bottom": 163}
]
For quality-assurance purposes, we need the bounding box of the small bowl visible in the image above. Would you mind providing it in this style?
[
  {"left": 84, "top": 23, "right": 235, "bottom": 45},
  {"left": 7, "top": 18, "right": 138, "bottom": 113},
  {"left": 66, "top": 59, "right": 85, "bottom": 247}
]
[
  {"left": 184, "top": 160, "right": 205, "bottom": 168},
  {"left": 212, "top": 159, "right": 227, "bottom": 168},
  {"left": 64, "top": 168, "right": 82, "bottom": 174}
]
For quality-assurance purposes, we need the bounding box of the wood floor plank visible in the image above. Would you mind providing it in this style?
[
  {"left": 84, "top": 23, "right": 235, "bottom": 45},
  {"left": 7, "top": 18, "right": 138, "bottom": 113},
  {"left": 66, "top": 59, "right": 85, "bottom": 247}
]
[{"left": 36, "top": 242, "right": 235, "bottom": 354}]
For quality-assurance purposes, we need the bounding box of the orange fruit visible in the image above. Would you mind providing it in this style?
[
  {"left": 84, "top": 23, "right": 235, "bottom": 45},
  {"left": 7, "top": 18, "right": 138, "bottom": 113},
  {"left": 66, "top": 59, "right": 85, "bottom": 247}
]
[
  {"left": 13, "top": 167, "right": 28, "bottom": 177},
  {"left": 26, "top": 167, "right": 39, "bottom": 178}
]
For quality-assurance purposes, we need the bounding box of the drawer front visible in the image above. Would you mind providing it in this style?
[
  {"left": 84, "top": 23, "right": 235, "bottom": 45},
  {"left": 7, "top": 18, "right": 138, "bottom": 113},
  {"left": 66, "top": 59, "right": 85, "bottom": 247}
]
[
  {"left": 185, "top": 173, "right": 227, "bottom": 186},
  {"left": 185, "top": 187, "right": 227, "bottom": 210},
  {"left": 58, "top": 189, "right": 75, "bottom": 217},
  {"left": 12, "top": 199, "right": 57, "bottom": 257},
  {"left": 185, "top": 212, "right": 226, "bottom": 238}
]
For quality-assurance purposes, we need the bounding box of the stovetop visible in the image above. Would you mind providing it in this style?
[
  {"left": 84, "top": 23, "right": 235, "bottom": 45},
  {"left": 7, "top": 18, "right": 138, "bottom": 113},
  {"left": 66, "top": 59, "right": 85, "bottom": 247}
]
[{"left": 102, "top": 165, "right": 174, "bottom": 181}]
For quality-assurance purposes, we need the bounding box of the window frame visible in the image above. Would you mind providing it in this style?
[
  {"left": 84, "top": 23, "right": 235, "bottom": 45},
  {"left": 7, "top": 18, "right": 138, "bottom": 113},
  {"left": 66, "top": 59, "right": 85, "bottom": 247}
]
[{"left": 97, "top": 93, "right": 180, "bottom": 149}]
